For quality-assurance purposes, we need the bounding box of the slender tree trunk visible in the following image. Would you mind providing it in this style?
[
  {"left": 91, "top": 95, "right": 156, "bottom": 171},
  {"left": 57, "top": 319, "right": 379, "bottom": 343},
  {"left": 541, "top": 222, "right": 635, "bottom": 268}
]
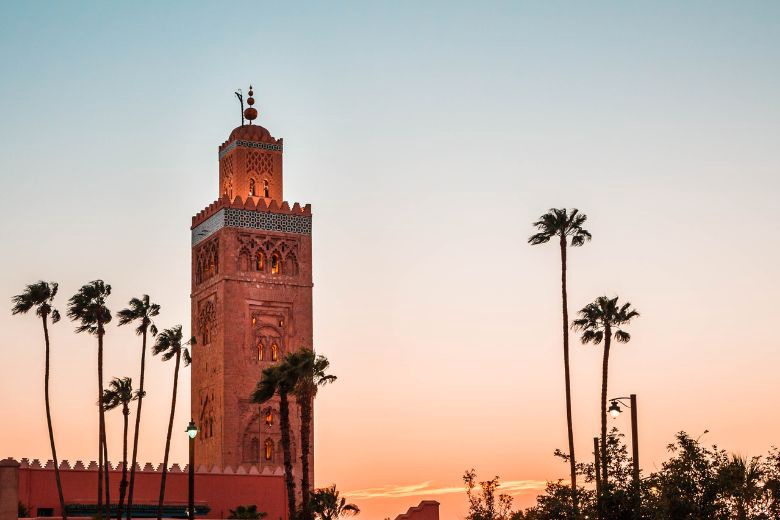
[
  {"left": 157, "top": 350, "right": 181, "bottom": 520},
  {"left": 299, "top": 393, "right": 313, "bottom": 520},
  {"left": 98, "top": 326, "right": 105, "bottom": 519},
  {"left": 42, "top": 316, "right": 68, "bottom": 520},
  {"left": 104, "top": 439, "right": 111, "bottom": 517},
  {"left": 600, "top": 328, "right": 611, "bottom": 486},
  {"left": 279, "top": 390, "right": 296, "bottom": 520},
  {"left": 117, "top": 405, "right": 129, "bottom": 520},
  {"left": 559, "top": 234, "right": 578, "bottom": 518},
  {"left": 127, "top": 327, "right": 148, "bottom": 520}
]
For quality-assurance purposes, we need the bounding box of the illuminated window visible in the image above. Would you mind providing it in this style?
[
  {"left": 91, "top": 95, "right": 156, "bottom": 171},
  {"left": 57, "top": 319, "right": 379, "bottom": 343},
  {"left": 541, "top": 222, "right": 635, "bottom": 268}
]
[
  {"left": 265, "top": 409, "right": 273, "bottom": 427},
  {"left": 255, "top": 251, "right": 265, "bottom": 271},
  {"left": 271, "top": 253, "right": 281, "bottom": 275},
  {"left": 264, "top": 439, "right": 274, "bottom": 461},
  {"left": 257, "top": 343, "right": 264, "bottom": 361},
  {"left": 271, "top": 344, "right": 279, "bottom": 361},
  {"left": 263, "top": 180, "right": 270, "bottom": 198},
  {"left": 249, "top": 178, "right": 256, "bottom": 197}
]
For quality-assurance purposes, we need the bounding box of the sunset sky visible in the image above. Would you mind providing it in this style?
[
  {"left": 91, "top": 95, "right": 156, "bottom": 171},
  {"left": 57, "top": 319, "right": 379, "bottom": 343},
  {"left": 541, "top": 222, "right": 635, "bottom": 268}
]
[{"left": 1, "top": 2, "right": 779, "bottom": 519}]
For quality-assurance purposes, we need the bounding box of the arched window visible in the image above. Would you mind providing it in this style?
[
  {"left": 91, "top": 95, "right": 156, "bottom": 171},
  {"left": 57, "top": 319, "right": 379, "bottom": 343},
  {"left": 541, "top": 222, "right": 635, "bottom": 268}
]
[
  {"left": 257, "top": 343, "right": 264, "bottom": 362},
  {"left": 271, "top": 253, "right": 282, "bottom": 275},
  {"left": 271, "top": 344, "right": 279, "bottom": 361},
  {"left": 265, "top": 409, "right": 273, "bottom": 427},
  {"left": 255, "top": 251, "right": 265, "bottom": 271},
  {"left": 264, "top": 439, "right": 274, "bottom": 461},
  {"left": 249, "top": 178, "right": 256, "bottom": 197},
  {"left": 263, "top": 179, "right": 270, "bottom": 198}
]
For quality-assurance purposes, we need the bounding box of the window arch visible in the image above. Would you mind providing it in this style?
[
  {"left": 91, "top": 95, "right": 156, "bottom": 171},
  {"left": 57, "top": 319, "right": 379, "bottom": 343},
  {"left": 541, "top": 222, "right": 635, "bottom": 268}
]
[
  {"left": 271, "top": 253, "right": 282, "bottom": 275},
  {"left": 263, "top": 179, "right": 270, "bottom": 198},
  {"left": 265, "top": 409, "right": 273, "bottom": 427},
  {"left": 271, "top": 343, "right": 279, "bottom": 361},
  {"left": 257, "top": 342, "right": 264, "bottom": 362},
  {"left": 264, "top": 439, "right": 274, "bottom": 461},
  {"left": 249, "top": 178, "right": 256, "bottom": 197},
  {"left": 255, "top": 251, "right": 265, "bottom": 271}
]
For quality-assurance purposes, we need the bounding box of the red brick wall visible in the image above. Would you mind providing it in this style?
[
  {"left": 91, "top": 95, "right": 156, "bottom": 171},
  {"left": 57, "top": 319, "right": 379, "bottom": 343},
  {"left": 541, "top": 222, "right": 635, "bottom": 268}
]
[{"left": 17, "top": 461, "right": 287, "bottom": 520}]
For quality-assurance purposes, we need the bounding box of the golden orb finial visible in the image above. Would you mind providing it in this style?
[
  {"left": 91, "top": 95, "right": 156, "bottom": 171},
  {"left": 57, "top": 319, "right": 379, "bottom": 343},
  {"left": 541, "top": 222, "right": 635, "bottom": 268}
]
[{"left": 244, "top": 84, "right": 258, "bottom": 123}]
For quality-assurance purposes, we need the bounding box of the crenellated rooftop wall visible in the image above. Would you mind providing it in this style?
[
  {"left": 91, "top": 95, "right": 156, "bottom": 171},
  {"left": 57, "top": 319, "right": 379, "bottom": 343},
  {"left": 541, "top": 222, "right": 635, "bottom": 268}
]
[
  {"left": 15, "top": 458, "right": 284, "bottom": 476},
  {"left": 192, "top": 194, "right": 311, "bottom": 229}
]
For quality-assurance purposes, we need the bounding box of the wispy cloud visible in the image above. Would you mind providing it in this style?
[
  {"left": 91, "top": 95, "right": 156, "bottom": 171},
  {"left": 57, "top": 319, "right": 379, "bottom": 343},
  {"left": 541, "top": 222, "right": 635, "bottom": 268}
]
[{"left": 345, "top": 479, "right": 546, "bottom": 500}]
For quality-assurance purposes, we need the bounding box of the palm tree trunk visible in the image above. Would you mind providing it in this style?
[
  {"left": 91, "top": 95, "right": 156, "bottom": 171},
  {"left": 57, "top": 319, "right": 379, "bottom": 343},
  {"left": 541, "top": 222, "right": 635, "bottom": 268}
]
[
  {"left": 157, "top": 350, "right": 181, "bottom": 520},
  {"left": 117, "top": 405, "right": 129, "bottom": 520},
  {"left": 126, "top": 328, "right": 148, "bottom": 520},
  {"left": 42, "top": 316, "right": 68, "bottom": 520},
  {"left": 600, "top": 328, "right": 611, "bottom": 486},
  {"left": 104, "top": 439, "right": 111, "bottom": 517},
  {"left": 299, "top": 393, "right": 313, "bottom": 520},
  {"left": 279, "top": 389, "right": 296, "bottom": 520},
  {"left": 98, "top": 327, "right": 105, "bottom": 519},
  {"left": 559, "top": 235, "right": 578, "bottom": 518}
]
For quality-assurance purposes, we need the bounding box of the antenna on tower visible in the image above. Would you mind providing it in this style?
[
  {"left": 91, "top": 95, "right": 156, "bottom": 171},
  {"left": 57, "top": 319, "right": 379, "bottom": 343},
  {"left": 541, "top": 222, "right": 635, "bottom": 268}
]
[{"left": 235, "top": 88, "right": 245, "bottom": 126}]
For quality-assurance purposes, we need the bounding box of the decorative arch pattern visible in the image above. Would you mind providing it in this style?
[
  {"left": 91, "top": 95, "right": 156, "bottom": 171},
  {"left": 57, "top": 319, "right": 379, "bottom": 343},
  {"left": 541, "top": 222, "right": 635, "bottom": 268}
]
[
  {"left": 195, "top": 238, "right": 219, "bottom": 285},
  {"left": 236, "top": 233, "right": 300, "bottom": 277}
]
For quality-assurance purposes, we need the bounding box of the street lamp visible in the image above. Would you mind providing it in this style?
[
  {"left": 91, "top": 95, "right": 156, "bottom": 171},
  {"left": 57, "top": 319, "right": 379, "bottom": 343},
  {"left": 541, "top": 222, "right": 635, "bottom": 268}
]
[
  {"left": 185, "top": 420, "right": 198, "bottom": 519},
  {"left": 609, "top": 394, "right": 640, "bottom": 519}
]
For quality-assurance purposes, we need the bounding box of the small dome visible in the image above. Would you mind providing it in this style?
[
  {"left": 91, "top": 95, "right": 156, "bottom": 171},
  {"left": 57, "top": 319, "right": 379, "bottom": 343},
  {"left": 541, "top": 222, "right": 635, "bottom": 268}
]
[{"left": 228, "top": 124, "right": 275, "bottom": 143}]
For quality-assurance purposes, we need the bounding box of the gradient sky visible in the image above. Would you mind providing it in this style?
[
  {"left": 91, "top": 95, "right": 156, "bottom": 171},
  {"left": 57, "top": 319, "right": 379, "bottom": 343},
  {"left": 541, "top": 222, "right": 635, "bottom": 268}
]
[{"left": 1, "top": 2, "right": 779, "bottom": 519}]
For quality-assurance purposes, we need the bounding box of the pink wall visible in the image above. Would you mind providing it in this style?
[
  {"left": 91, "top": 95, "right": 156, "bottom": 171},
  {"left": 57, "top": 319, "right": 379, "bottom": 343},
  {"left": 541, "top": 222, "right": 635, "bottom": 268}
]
[
  {"left": 16, "top": 460, "right": 287, "bottom": 520},
  {"left": 393, "top": 501, "right": 439, "bottom": 520}
]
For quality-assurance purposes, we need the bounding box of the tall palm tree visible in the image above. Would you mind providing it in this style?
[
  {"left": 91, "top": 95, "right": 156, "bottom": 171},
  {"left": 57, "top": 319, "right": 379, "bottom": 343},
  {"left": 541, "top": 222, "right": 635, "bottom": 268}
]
[
  {"left": 572, "top": 296, "right": 639, "bottom": 486},
  {"left": 529, "top": 207, "right": 591, "bottom": 516},
  {"left": 68, "top": 280, "right": 112, "bottom": 518},
  {"left": 11, "top": 281, "right": 68, "bottom": 520},
  {"left": 719, "top": 455, "right": 764, "bottom": 520},
  {"left": 288, "top": 349, "right": 337, "bottom": 520},
  {"left": 310, "top": 485, "right": 360, "bottom": 520},
  {"left": 251, "top": 362, "right": 297, "bottom": 520},
  {"left": 152, "top": 326, "right": 193, "bottom": 520},
  {"left": 116, "top": 295, "right": 159, "bottom": 520},
  {"left": 102, "top": 377, "right": 140, "bottom": 520}
]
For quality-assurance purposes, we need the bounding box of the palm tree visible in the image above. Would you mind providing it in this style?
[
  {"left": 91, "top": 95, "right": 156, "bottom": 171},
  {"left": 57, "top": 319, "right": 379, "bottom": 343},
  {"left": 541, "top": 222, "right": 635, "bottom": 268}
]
[
  {"left": 288, "top": 349, "right": 337, "bottom": 520},
  {"left": 572, "top": 296, "right": 639, "bottom": 486},
  {"left": 102, "top": 377, "right": 140, "bottom": 520},
  {"left": 68, "top": 280, "right": 112, "bottom": 518},
  {"left": 528, "top": 207, "right": 591, "bottom": 516},
  {"left": 11, "top": 281, "right": 67, "bottom": 520},
  {"left": 152, "top": 326, "right": 193, "bottom": 520},
  {"left": 251, "top": 362, "right": 297, "bottom": 520},
  {"left": 310, "top": 485, "right": 359, "bottom": 520},
  {"left": 116, "top": 295, "right": 159, "bottom": 520},
  {"left": 228, "top": 505, "right": 268, "bottom": 520},
  {"left": 719, "top": 455, "right": 764, "bottom": 520}
]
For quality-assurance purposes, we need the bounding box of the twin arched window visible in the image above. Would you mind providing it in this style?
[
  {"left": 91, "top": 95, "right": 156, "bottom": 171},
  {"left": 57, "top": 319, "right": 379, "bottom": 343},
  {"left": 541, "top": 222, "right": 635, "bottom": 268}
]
[
  {"left": 257, "top": 343, "right": 264, "bottom": 361},
  {"left": 271, "top": 253, "right": 281, "bottom": 275},
  {"left": 265, "top": 409, "right": 274, "bottom": 427},
  {"left": 249, "top": 179, "right": 256, "bottom": 197},
  {"left": 264, "top": 439, "right": 274, "bottom": 461},
  {"left": 263, "top": 180, "right": 270, "bottom": 198},
  {"left": 255, "top": 251, "right": 265, "bottom": 271},
  {"left": 271, "top": 344, "right": 279, "bottom": 361}
]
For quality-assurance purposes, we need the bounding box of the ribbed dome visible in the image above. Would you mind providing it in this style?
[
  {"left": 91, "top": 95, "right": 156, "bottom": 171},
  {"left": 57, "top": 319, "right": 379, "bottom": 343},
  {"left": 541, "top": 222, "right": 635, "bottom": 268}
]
[{"left": 227, "top": 124, "right": 275, "bottom": 143}]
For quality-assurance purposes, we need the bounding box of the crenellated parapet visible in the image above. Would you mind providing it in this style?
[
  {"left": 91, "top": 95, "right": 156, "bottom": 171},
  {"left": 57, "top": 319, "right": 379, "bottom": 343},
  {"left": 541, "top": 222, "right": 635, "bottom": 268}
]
[
  {"left": 191, "top": 195, "right": 312, "bottom": 246},
  {"left": 15, "top": 458, "right": 285, "bottom": 476}
]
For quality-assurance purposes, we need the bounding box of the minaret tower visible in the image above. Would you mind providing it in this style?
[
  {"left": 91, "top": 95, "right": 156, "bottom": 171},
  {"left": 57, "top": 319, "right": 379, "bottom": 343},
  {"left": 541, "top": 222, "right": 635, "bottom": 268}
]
[{"left": 190, "top": 87, "right": 313, "bottom": 483}]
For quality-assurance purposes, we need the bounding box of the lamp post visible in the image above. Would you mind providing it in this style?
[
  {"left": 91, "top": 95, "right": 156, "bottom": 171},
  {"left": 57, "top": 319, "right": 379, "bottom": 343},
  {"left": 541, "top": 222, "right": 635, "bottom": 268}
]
[
  {"left": 185, "top": 420, "right": 198, "bottom": 520},
  {"left": 608, "top": 394, "right": 639, "bottom": 518}
]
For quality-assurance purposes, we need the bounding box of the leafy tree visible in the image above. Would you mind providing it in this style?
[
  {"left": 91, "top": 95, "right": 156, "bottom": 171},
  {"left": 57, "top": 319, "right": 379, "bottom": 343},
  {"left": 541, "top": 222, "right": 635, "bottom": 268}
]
[
  {"left": 529, "top": 208, "right": 591, "bottom": 518},
  {"left": 228, "top": 505, "right": 268, "bottom": 519},
  {"left": 12, "top": 281, "right": 67, "bottom": 520},
  {"left": 152, "top": 326, "right": 193, "bottom": 520},
  {"left": 116, "top": 295, "right": 159, "bottom": 520},
  {"left": 718, "top": 455, "right": 764, "bottom": 520},
  {"left": 572, "top": 295, "right": 639, "bottom": 487},
  {"left": 463, "top": 469, "right": 520, "bottom": 520},
  {"left": 251, "top": 362, "right": 298, "bottom": 520},
  {"left": 763, "top": 448, "right": 780, "bottom": 518},
  {"left": 68, "top": 280, "right": 112, "bottom": 518},
  {"left": 101, "top": 377, "right": 140, "bottom": 520},
  {"left": 310, "top": 485, "right": 360, "bottom": 520},
  {"left": 289, "top": 349, "right": 337, "bottom": 519}
]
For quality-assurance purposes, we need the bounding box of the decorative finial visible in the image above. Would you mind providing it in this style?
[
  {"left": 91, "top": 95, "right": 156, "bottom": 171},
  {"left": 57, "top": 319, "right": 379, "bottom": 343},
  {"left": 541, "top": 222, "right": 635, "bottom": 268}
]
[{"left": 244, "top": 84, "right": 258, "bottom": 124}]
